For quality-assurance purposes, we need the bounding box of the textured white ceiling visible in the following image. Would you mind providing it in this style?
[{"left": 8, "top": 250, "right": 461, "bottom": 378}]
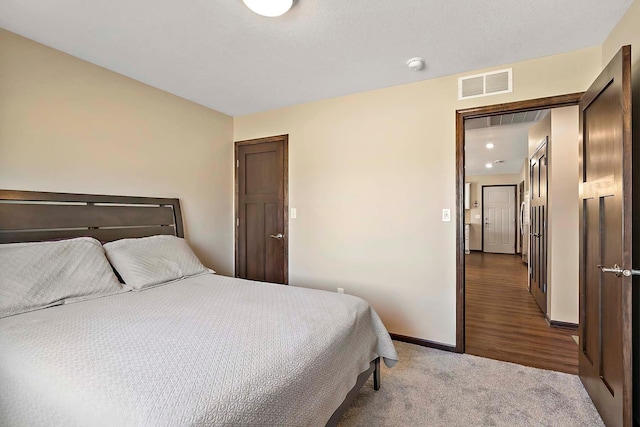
[
  {"left": 0, "top": 0, "right": 632, "bottom": 116},
  {"left": 465, "top": 121, "right": 532, "bottom": 176}
]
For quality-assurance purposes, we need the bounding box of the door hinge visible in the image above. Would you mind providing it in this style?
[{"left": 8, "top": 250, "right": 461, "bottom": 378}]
[
  {"left": 236, "top": 160, "right": 239, "bottom": 168},
  {"left": 236, "top": 218, "right": 239, "bottom": 226}
]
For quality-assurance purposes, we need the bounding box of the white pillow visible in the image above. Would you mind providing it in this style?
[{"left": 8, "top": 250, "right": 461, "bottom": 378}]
[
  {"left": 0, "top": 237, "right": 125, "bottom": 319},
  {"left": 103, "top": 235, "right": 211, "bottom": 290}
]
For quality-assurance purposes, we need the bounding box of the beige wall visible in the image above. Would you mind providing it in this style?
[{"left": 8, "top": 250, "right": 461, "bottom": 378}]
[
  {"left": 548, "top": 106, "right": 580, "bottom": 324},
  {"left": 519, "top": 156, "right": 529, "bottom": 192},
  {"left": 235, "top": 46, "right": 601, "bottom": 345},
  {"left": 0, "top": 29, "right": 235, "bottom": 275},
  {"left": 527, "top": 107, "right": 580, "bottom": 324},
  {"left": 528, "top": 112, "right": 551, "bottom": 157},
  {"left": 603, "top": 0, "right": 640, "bottom": 68},
  {"left": 465, "top": 174, "right": 522, "bottom": 251}
]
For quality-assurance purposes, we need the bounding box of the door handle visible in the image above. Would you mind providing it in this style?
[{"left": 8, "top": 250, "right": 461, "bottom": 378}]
[
  {"left": 269, "top": 233, "right": 284, "bottom": 240},
  {"left": 532, "top": 233, "right": 540, "bottom": 238},
  {"left": 597, "top": 264, "right": 623, "bottom": 277},
  {"left": 598, "top": 264, "right": 640, "bottom": 277}
]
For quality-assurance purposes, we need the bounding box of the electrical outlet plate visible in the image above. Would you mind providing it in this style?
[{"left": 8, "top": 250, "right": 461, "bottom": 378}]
[
  {"left": 442, "top": 209, "right": 451, "bottom": 222},
  {"left": 337, "top": 288, "right": 344, "bottom": 294}
]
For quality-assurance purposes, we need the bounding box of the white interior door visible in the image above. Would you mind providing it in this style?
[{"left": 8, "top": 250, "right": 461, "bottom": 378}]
[{"left": 483, "top": 186, "right": 516, "bottom": 254}]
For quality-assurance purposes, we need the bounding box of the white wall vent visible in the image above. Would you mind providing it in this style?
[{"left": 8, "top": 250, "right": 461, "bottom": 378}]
[{"left": 458, "top": 68, "right": 512, "bottom": 100}]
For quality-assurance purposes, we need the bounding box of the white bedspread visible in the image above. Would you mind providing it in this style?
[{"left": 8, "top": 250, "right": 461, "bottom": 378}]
[{"left": 0, "top": 274, "right": 397, "bottom": 426}]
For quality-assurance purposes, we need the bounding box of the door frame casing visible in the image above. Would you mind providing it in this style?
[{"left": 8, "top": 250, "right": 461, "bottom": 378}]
[
  {"left": 455, "top": 93, "right": 582, "bottom": 353},
  {"left": 234, "top": 134, "right": 289, "bottom": 284},
  {"left": 480, "top": 184, "right": 517, "bottom": 254}
]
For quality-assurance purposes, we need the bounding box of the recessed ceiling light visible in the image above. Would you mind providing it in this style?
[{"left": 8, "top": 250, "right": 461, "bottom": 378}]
[
  {"left": 486, "top": 143, "right": 494, "bottom": 149},
  {"left": 243, "top": 0, "right": 294, "bottom": 17},
  {"left": 485, "top": 163, "right": 493, "bottom": 168}
]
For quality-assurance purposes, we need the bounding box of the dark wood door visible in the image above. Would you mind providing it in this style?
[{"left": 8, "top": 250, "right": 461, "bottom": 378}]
[
  {"left": 529, "top": 139, "right": 548, "bottom": 315},
  {"left": 235, "top": 135, "right": 288, "bottom": 284},
  {"left": 578, "top": 46, "right": 632, "bottom": 427}
]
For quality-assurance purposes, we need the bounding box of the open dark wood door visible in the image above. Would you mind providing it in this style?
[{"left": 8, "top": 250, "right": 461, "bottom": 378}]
[
  {"left": 529, "top": 139, "right": 548, "bottom": 315},
  {"left": 235, "top": 135, "right": 288, "bottom": 284},
  {"left": 578, "top": 45, "right": 632, "bottom": 427}
]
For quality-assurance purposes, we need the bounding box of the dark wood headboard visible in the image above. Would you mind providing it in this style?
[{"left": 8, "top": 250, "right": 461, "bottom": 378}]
[{"left": 0, "top": 190, "right": 184, "bottom": 244}]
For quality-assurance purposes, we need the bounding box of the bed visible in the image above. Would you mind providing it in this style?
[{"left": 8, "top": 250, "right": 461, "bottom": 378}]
[{"left": 0, "top": 190, "right": 398, "bottom": 426}]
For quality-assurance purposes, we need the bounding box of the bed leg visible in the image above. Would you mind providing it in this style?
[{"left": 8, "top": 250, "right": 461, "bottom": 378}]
[{"left": 373, "top": 357, "right": 380, "bottom": 391}]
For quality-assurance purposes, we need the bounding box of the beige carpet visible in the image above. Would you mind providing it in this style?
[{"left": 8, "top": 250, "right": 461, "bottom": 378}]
[{"left": 338, "top": 341, "right": 603, "bottom": 426}]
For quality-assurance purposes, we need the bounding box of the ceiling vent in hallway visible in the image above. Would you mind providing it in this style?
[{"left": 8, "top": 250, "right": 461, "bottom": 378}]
[{"left": 458, "top": 68, "right": 512, "bottom": 100}]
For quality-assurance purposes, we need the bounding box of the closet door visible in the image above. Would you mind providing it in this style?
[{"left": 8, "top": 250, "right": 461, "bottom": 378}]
[{"left": 235, "top": 135, "right": 288, "bottom": 284}]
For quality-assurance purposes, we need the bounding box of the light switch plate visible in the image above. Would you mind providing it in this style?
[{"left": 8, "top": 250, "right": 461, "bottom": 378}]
[
  {"left": 291, "top": 208, "right": 297, "bottom": 219},
  {"left": 442, "top": 209, "right": 451, "bottom": 222},
  {"left": 475, "top": 214, "right": 481, "bottom": 219}
]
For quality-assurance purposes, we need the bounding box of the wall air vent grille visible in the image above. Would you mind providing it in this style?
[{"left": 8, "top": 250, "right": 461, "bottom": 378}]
[{"left": 458, "top": 68, "right": 512, "bottom": 100}]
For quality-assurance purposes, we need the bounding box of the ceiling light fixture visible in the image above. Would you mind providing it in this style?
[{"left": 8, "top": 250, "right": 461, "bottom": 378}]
[
  {"left": 485, "top": 163, "right": 493, "bottom": 168},
  {"left": 486, "top": 143, "right": 494, "bottom": 149},
  {"left": 406, "top": 57, "right": 425, "bottom": 71},
  {"left": 242, "top": 0, "right": 294, "bottom": 17}
]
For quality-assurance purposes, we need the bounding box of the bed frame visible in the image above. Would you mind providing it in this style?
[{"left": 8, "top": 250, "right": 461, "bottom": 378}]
[
  {"left": 0, "top": 189, "right": 183, "bottom": 243},
  {"left": 0, "top": 189, "right": 380, "bottom": 425}
]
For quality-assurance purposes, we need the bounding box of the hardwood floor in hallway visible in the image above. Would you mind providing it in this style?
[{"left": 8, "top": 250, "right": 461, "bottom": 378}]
[{"left": 465, "top": 252, "right": 578, "bottom": 374}]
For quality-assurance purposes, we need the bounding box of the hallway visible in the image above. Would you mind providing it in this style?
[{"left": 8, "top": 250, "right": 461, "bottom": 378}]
[{"left": 465, "top": 252, "right": 578, "bottom": 374}]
